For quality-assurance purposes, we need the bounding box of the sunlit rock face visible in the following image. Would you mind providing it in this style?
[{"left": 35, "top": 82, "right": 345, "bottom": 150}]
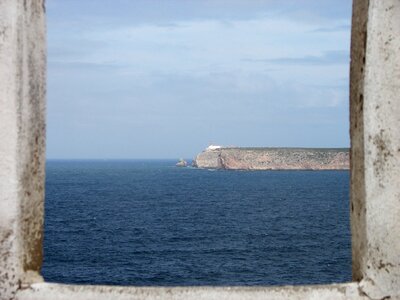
[
  {"left": 193, "top": 147, "right": 349, "bottom": 170},
  {"left": 192, "top": 149, "right": 222, "bottom": 169}
]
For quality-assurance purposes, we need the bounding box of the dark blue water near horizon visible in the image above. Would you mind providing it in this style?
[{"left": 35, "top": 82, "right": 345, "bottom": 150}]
[{"left": 43, "top": 160, "right": 351, "bottom": 286}]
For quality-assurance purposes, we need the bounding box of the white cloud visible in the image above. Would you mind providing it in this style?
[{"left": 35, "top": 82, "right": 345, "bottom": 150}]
[{"left": 46, "top": 5, "right": 351, "bottom": 158}]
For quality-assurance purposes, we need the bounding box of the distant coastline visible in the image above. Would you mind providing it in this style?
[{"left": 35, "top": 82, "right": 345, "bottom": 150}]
[{"left": 192, "top": 146, "right": 349, "bottom": 170}]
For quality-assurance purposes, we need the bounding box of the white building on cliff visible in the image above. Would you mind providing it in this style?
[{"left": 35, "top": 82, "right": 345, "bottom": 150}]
[{"left": 206, "top": 145, "right": 222, "bottom": 151}]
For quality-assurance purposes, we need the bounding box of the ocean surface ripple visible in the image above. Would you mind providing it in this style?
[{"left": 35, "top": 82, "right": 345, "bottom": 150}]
[{"left": 43, "top": 160, "right": 351, "bottom": 286}]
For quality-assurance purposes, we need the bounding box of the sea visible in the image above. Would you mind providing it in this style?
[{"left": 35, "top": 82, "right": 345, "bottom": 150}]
[{"left": 42, "top": 160, "right": 351, "bottom": 286}]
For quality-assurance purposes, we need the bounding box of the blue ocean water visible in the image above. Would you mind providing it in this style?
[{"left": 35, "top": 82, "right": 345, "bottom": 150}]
[{"left": 43, "top": 160, "right": 351, "bottom": 286}]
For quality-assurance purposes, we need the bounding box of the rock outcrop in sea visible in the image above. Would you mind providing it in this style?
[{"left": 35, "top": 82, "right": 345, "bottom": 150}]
[
  {"left": 176, "top": 158, "right": 188, "bottom": 167},
  {"left": 193, "top": 146, "right": 349, "bottom": 170}
]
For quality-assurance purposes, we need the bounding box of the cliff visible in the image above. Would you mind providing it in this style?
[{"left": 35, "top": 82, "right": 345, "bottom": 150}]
[{"left": 193, "top": 147, "right": 349, "bottom": 170}]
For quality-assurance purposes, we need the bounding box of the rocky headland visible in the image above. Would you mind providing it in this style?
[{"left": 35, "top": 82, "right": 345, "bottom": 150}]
[{"left": 193, "top": 147, "right": 349, "bottom": 170}]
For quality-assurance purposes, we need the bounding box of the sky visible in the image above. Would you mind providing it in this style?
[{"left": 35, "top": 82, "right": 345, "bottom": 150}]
[{"left": 46, "top": 0, "right": 352, "bottom": 159}]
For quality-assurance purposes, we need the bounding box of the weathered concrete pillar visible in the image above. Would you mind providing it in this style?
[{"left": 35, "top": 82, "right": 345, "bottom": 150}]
[
  {"left": 350, "top": 0, "right": 400, "bottom": 298},
  {"left": 0, "top": 1, "right": 46, "bottom": 299}
]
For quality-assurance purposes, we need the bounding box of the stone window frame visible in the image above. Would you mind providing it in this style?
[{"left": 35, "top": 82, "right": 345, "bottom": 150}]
[{"left": 0, "top": 0, "right": 399, "bottom": 299}]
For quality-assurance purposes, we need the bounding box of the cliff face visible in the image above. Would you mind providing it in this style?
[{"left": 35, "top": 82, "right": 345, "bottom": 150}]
[{"left": 193, "top": 147, "right": 349, "bottom": 170}]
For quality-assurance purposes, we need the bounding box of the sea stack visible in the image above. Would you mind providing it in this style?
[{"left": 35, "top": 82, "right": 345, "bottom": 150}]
[{"left": 176, "top": 158, "right": 188, "bottom": 167}]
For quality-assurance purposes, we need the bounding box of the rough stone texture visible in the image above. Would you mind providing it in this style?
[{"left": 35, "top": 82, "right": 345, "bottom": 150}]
[
  {"left": 0, "top": 1, "right": 46, "bottom": 299},
  {"left": 193, "top": 148, "right": 349, "bottom": 170},
  {"left": 349, "top": 0, "right": 368, "bottom": 287},
  {"left": 350, "top": 0, "right": 400, "bottom": 299},
  {"left": 16, "top": 282, "right": 367, "bottom": 300}
]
